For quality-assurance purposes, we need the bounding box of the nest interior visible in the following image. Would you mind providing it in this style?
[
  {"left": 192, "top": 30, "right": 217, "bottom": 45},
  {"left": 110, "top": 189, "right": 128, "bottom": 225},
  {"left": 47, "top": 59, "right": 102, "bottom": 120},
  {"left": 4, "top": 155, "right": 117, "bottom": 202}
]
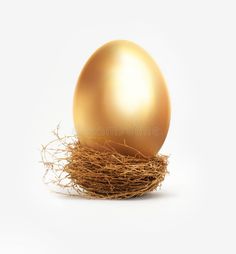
[{"left": 41, "top": 130, "right": 168, "bottom": 199}]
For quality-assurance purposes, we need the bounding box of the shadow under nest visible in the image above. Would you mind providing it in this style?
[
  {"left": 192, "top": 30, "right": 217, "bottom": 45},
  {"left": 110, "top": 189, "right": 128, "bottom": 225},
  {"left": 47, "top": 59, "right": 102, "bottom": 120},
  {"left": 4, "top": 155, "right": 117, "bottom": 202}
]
[{"left": 41, "top": 129, "right": 169, "bottom": 199}]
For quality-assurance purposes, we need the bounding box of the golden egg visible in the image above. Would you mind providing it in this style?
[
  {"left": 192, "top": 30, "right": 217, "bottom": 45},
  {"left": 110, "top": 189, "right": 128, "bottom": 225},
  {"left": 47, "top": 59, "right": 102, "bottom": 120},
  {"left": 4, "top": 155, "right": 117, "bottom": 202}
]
[{"left": 73, "top": 40, "right": 170, "bottom": 157}]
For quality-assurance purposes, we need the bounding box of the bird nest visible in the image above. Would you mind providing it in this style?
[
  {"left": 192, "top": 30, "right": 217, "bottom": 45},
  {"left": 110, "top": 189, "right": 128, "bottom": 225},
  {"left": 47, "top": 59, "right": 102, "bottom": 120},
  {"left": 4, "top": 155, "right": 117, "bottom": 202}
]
[{"left": 41, "top": 129, "right": 169, "bottom": 199}]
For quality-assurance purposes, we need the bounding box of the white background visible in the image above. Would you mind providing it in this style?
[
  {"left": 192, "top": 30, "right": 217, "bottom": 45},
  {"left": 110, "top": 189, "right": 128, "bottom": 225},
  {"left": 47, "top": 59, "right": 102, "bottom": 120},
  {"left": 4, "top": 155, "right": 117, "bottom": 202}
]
[{"left": 0, "top": 0, "right": 236, "bottom": 253}]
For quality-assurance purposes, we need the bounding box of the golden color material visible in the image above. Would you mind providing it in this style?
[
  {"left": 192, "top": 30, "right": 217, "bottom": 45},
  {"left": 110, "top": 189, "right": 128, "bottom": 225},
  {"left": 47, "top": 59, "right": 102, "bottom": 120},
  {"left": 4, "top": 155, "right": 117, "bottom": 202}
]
[{"left": 73, "top": 40, "right": 170, "bottom": 156}]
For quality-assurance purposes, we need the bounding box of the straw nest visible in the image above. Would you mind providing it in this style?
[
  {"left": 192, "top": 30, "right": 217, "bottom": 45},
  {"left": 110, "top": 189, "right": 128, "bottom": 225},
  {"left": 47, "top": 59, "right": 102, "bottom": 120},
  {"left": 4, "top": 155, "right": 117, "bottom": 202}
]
[{"left": 41, "top": 128, "right": 169, "bottom": 199}]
